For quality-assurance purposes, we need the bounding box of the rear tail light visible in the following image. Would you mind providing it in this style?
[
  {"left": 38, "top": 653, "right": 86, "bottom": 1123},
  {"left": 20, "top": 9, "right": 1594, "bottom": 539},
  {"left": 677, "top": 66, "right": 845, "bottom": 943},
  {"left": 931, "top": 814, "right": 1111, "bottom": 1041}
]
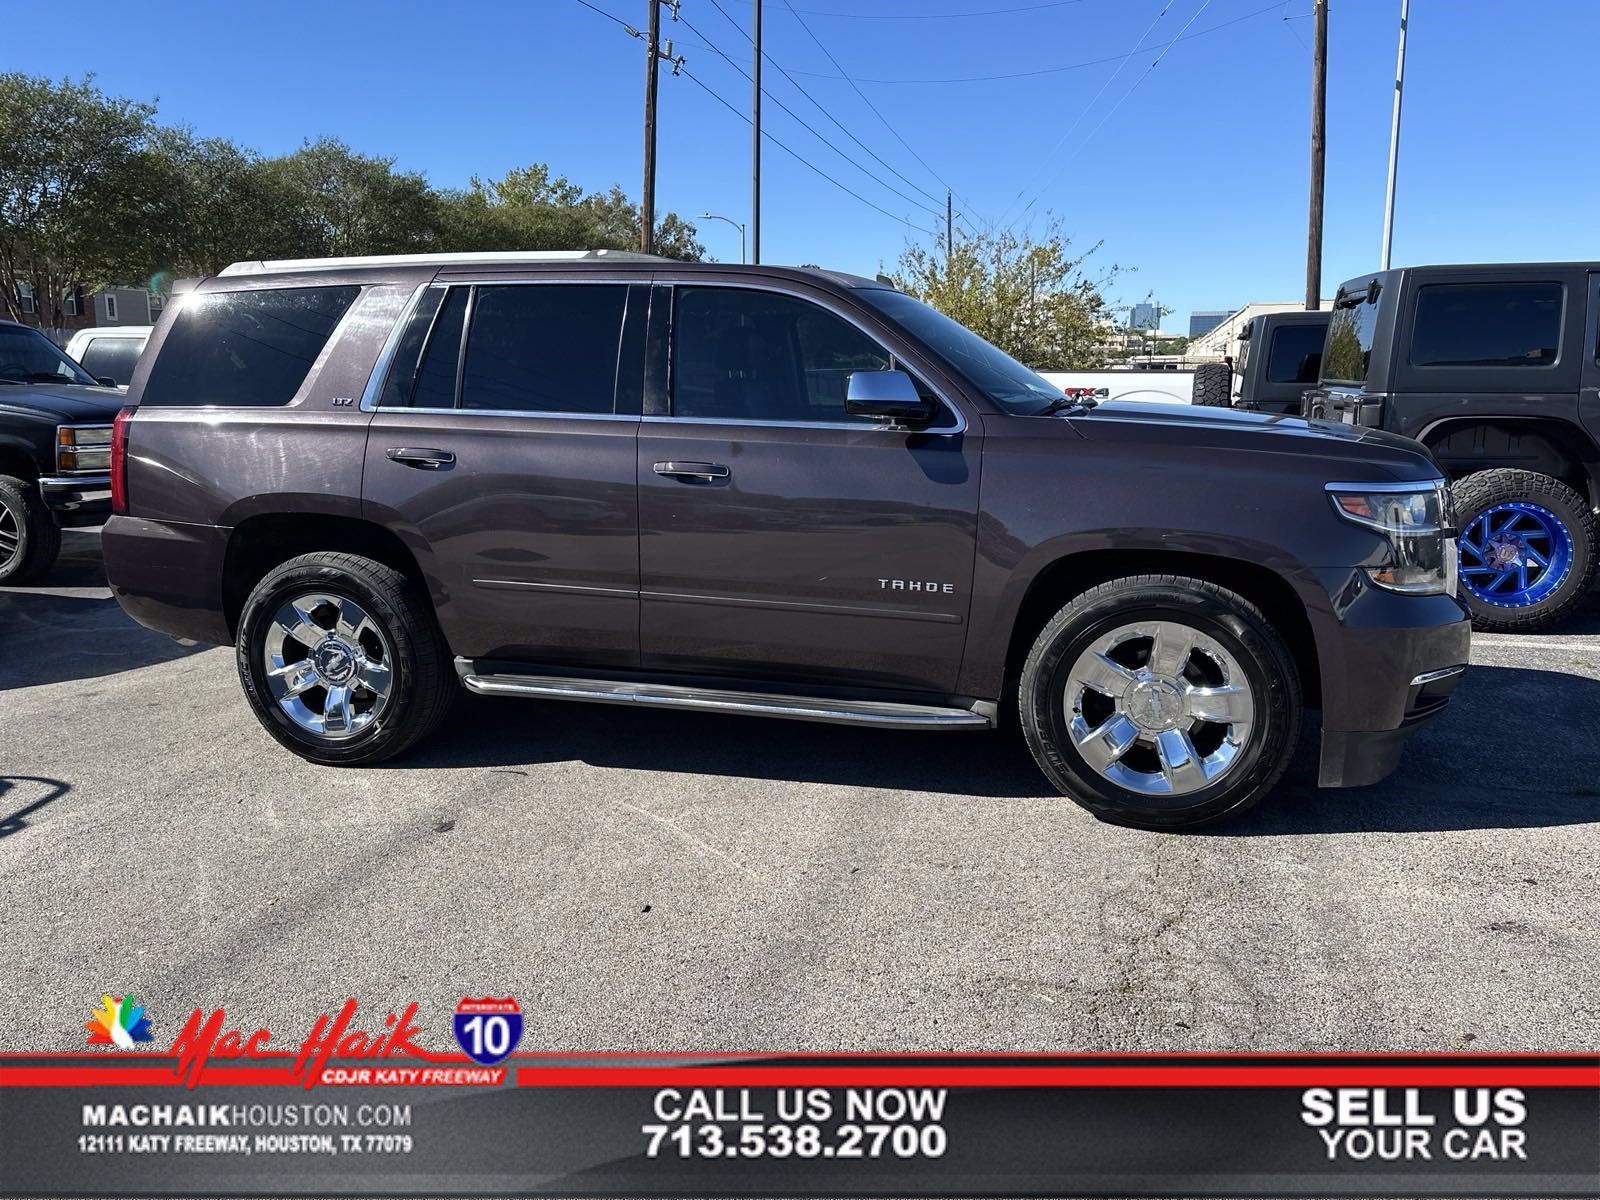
[{"left": 110, "top": 406, "right": 133, "bottom": 514}]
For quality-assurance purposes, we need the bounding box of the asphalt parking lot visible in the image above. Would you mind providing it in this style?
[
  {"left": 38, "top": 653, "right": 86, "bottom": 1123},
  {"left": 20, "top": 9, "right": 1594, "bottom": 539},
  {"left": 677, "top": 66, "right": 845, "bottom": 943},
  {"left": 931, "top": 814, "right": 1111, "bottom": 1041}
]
[{"left": 3, "top": 527, "right": 1599, "bottom": 1054}]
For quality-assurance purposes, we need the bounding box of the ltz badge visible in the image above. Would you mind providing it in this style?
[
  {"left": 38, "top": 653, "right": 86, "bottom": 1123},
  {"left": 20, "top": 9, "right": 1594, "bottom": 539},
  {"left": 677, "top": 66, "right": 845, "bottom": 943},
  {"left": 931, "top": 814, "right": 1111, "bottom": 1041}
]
[{"left": 452, "top": 997, "right": 523, "bottom": 1066}]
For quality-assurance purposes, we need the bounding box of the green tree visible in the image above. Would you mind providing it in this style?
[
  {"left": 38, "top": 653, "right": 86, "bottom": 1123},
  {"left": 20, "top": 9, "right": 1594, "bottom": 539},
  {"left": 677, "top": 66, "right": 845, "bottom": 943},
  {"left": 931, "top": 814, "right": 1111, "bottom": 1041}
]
[
  {"left": 138, "top": 127, "right": 273, "bottom": 277},
  {"left": 254, "top": 138, "right": 440, "bottom": 259},
  {"left": 893, "top": 222, "right": 1114, "bottom": 370},
  {"left": 0, "top": 73, "right": 156, "bottom": 326},
  {"left": 438, "top": 163, "right": 703, "bottom": 261}
]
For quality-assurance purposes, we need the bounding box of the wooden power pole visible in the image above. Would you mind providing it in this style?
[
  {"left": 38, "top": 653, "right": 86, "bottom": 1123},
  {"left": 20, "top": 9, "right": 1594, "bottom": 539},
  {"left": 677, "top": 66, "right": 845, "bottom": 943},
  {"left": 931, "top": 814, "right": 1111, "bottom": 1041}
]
[
  {"left": 1305, "top": 0, "right": 1328, "bottom": 310},
  {"left": 641, "top": 0, "right": 661, "bottom": 254}
]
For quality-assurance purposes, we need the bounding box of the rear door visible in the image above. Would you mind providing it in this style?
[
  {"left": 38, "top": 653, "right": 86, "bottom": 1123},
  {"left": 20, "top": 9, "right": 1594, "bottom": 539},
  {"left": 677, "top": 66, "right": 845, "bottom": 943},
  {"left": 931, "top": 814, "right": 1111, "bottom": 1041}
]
[
  {"left": 636, "top": 280, "right": 981, "bottom": 695},
  {"left": 362, "top": 276, "right": 647, "bottom": 669}
]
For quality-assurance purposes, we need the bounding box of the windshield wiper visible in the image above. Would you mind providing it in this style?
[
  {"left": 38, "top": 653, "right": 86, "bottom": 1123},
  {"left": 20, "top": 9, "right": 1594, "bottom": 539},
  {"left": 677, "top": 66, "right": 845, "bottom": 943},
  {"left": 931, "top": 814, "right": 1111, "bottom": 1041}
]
[{"left": 1037, "top": 393, "right": 1099, "bottom": 416}]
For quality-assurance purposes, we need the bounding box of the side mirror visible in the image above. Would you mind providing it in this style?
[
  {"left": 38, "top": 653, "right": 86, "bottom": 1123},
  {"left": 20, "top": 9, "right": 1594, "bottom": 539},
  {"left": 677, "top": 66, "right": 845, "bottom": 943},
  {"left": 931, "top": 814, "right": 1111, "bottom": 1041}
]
[
  {"left": 844, "top": 369, "right": 932, "bottom": 424},
  {"left": 96, "top": 377, "right": 118, "bottom": 389}
]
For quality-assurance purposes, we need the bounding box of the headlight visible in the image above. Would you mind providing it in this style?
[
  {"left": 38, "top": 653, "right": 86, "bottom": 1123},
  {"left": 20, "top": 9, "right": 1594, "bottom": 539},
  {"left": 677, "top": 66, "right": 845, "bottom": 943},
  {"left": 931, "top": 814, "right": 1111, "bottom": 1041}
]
[
  {"left": 1326, "top": 480, "right": 1456, "bottom": 596},
  {"left": 56, "top": 424, "right": 113, "bottom": 474}
]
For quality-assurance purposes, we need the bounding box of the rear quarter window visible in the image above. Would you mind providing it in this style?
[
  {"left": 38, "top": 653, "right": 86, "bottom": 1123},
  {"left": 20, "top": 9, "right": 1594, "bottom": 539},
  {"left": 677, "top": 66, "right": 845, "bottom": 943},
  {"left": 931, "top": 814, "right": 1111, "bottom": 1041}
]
[
  {"left": 1408, "top": 281, "right": 1564, "bottom": 368},
  {"left": 139, "top": 285, "right": 360, "bottom": 407}
]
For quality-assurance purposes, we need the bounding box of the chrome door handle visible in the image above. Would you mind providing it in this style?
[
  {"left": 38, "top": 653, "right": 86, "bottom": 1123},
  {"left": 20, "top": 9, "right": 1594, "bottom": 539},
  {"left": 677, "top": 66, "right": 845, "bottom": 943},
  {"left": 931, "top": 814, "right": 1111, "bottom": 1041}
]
[
  {"left": 653, "top": 461, "right": 730, "bottom": 480},
  {"left": 386, "top": 447, "right": 455, "bottom": 469}
]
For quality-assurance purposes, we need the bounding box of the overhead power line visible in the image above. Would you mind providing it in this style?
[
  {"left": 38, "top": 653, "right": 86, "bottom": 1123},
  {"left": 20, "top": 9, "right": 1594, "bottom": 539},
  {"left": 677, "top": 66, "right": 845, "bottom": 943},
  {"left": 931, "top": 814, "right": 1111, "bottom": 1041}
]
[
  {"left": 573, "top": 0, "right": 636, "bottom": 31},
  {"left": 701, "top": 0, "right": 945, "bottom": 208},
  {"left": 784, "top": 1, "right": 1287, "bottom": 83},
  {"left": 993, "top": 0, "right": 1176, "bottom": 230},
  {"left": 678, "top": 9, "right": 942, "bottom": 216},
  {"left": 680, "top": 68, "right": 941, "bottom": 237},
  {"left": 778, "top": 0, "right": 976, "bottom": 217},
  {"left": 726, "top": 0, "right": 1093, "bottom": 17}
]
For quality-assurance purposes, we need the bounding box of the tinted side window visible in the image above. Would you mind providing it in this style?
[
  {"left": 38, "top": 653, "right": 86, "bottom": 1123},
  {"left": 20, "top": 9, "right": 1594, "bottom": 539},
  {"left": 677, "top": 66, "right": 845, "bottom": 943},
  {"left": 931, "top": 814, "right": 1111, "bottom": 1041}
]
[
  {"left": 410, "top": 288, "right": 469, "bottom": 410},
  {"left": 672, "top": 287, "right": 890, "bottom": 422},
  {"left": 79, "top": 337, "right": 143, "bottom": 386},
  {"left": 141, "top": 286, "right": 359, "bottom": 407},
  {"left": 1266, "top": 324, "right": 1325, "bottom": 384},
  {"left": 1409, "top": 282, "right": 1564, "bottom": 368},
  {"left": 459, "top": 284, "right": 627, "bottom": 414}
]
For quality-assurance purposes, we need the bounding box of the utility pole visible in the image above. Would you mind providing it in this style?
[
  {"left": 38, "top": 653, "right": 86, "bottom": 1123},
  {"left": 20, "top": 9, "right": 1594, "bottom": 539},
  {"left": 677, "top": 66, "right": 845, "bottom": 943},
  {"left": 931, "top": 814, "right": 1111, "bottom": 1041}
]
[
  {"left": 946, "top": 191, "right": 954, "bottom": 259},
  {"left": 639, "top": 1, "right": 682, "bottom": 256},
  {"left": 751, "top": 0, "right": 762, "bottom": 264},
  {"left": 1380, "top": 0, "right": 1409, "bottom": 270},
  {"left": 1304, "top": 0, "right": 1327, "bottom": 310}
]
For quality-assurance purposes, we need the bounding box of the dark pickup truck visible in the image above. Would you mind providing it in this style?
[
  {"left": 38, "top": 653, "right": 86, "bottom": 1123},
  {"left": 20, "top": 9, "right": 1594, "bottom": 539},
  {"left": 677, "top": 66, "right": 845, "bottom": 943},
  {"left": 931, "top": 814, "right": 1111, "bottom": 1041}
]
[
  {"left": 102, "top": 252, "right": 1469, "bottom": 831},
  {"left": 1305, "top": 262, "right": 1600, "bottom": 632},
  {"left": 0, "top": 319, "right": 123, "bottom": 583},
  {"left": 1234, "top": 310, "right": 1330, "bottom": 415}
]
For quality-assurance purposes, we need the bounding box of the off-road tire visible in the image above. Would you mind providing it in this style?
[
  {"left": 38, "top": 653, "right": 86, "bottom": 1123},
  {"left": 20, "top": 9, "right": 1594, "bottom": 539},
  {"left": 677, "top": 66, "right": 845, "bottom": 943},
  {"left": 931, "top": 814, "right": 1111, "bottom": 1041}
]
[
  {"left": 1191, "top": 362, "right": 1233, "bottom": 408},
  {"left": 236, "top": 552, "right": 455, "bottom": 765},
  {"left": 1019, "top": 575, "right": 1301, "bottom": 831},
  {"left": 1451, "top": 468, "right": 1597, "bottom": 633},
  {"left": 0, "top": 474, "right": 61, "bottom": 585}
]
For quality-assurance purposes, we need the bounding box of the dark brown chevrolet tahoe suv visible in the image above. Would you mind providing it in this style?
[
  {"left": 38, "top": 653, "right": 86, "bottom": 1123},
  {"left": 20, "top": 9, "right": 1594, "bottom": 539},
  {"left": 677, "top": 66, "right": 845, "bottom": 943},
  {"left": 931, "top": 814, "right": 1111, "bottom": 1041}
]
[{"left": 101, "top": 251, "right": 1470, "bottom": 830}]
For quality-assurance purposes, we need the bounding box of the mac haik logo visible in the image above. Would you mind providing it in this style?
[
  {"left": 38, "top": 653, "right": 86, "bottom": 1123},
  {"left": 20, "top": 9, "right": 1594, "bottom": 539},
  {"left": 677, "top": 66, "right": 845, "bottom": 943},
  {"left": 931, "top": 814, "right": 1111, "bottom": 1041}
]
[
  {"left": 453, "top": 997, "right": 522, "bottom": 1065},
  {"left": 167, "top": 998, "right": 425, "bottom": 1088},
  {"left": 87, "top": 994, "right": 155, "bottom": 1048}
]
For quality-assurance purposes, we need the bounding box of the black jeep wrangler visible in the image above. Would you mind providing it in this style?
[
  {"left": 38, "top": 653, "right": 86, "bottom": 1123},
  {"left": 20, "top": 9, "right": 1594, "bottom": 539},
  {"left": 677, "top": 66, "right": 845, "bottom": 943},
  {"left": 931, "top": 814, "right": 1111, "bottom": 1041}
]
[
  {"left": 1305, "top": 263, "right": 1600, "bottom": 632},
  {"left": 1234, "top": 309, "right": 1330, "bottom": 416},
  {"left": 0, "top": 320, "right": 122, "bottom": 583}
]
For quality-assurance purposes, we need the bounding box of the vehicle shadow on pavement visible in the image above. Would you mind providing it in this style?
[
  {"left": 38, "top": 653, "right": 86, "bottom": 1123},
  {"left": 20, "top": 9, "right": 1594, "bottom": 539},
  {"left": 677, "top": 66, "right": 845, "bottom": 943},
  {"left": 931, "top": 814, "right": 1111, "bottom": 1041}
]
[
  {"left": 398, "top": 693, "right": 1058, "bottom": 799},
  {"left": 0, "top": 590, "right": 208, "bottom": 690},
  {"left": 0, "top": 776, "right": 72, "bottom": 839},
  {"left": 1226, "top": 664, "right": 1600, "bottom": 835}
]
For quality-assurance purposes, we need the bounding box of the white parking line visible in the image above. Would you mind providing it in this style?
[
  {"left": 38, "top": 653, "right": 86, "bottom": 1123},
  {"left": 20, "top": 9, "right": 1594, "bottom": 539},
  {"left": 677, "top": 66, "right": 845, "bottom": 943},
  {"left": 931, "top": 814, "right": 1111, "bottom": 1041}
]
[{"left": 1471, "top": 636, "right": 1598, "bottom": 651}]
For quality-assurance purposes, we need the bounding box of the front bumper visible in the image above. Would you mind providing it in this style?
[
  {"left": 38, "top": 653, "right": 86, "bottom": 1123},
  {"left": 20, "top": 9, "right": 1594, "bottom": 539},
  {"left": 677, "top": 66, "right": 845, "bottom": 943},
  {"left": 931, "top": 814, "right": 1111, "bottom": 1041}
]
[
  {"left": 1304, "top": 572, "right": 1472, "bottom": 788},
  {"left": 39, "top": 474, "right": 111, "bottom": 523}
]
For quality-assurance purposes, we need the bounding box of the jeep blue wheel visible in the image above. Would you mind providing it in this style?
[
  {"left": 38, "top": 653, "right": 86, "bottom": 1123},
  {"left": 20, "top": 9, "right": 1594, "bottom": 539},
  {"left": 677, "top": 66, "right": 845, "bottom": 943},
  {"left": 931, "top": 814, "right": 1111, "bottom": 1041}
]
[{"left": 1458, "top": 501, "right": 1573, "bottom": 608}]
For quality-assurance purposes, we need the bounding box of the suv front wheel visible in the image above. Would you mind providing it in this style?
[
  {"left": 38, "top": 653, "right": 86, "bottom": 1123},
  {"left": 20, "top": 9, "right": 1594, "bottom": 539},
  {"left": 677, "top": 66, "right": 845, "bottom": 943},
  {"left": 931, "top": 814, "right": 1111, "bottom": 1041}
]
[
  {"left": 236, "top": 552, "right": 455, "bottom": 765},
  {"left": 1019, "top": 575, "right": 1301, "bottom": 830}
]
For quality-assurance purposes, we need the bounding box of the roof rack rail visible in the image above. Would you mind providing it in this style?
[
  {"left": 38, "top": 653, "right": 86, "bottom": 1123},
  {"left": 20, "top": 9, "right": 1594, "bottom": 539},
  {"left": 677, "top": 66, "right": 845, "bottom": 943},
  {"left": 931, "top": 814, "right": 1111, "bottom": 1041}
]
[{"left": 217, "top": 249, "right": 670, "bottom": 277}]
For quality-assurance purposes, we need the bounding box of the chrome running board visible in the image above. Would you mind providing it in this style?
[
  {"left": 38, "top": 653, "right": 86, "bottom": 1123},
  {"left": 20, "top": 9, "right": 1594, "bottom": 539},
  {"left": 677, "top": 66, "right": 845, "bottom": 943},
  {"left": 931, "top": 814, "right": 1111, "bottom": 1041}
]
[{"left": 457, "top": 667, "right": 993, "bottom": 730}]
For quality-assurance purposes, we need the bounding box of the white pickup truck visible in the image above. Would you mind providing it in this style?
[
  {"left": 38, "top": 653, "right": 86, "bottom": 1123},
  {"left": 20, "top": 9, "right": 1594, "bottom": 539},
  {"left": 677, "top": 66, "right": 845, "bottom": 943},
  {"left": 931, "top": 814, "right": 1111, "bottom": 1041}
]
[{"left": 1036, "top": 362, "right": 1233, "bottom": 407}]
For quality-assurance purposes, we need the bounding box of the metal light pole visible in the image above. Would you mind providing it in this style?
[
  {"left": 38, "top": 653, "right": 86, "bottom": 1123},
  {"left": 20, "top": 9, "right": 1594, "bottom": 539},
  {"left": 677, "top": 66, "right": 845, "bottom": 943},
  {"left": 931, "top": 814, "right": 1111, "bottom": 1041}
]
[
  {"left": 1380, "top": 0, "right": 1410, "bottom": 270},
  {"left": 699, "top": 213, "right": 747, "bottom": 264}
]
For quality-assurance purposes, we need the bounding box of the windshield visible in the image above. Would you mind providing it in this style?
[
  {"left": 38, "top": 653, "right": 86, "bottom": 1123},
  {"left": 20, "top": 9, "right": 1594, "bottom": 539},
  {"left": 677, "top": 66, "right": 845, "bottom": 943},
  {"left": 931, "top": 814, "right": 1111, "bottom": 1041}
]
[
  {"left": 859, "top": 289, "right": 1066, "bottom": 414},
  {"left": 0, "top": 324, "right": 97, "bottom": 386}
]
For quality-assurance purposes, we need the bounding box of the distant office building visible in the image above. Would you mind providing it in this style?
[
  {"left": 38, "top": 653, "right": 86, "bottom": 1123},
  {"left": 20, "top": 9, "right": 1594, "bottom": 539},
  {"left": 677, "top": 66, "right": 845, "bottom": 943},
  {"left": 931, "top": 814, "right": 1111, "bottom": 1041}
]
[
  {"left": 1129, "top": 302, "right": 1159, "bottom": 330},
  {"left": 1189, "top": 309, "right": 1229, "bottom": 338}
]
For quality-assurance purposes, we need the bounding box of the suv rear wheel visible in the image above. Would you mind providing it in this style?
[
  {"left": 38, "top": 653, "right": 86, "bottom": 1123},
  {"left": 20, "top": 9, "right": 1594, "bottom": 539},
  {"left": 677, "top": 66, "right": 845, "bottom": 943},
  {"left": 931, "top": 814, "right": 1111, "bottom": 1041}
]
[
  {"left": 1018, "top": 575, "right": 1301, "bottom": 830},
  {"left": 0, "top": 474, "right": 61, "bottom": 585},
  {"left": 1452, "top": 468, "right": 1596, "bottom": 633},
  {"left": 236, "top": 552, "right": 455, "bottom": 765}
]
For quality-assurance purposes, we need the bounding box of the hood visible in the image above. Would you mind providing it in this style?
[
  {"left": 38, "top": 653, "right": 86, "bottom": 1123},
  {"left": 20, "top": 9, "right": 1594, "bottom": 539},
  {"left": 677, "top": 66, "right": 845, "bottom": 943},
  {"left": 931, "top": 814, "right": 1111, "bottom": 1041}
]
[
  {"left": 0, "top": 380, "right": 125, "bottom": 424},
  {"left": 1069, "top": 400, "right": 1439, "bottom": 481}
]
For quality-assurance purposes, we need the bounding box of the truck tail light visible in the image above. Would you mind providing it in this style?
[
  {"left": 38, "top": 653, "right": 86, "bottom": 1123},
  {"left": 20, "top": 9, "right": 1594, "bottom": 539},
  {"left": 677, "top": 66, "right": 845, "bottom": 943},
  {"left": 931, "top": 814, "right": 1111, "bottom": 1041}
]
[{"left": 110, "top": 406, "right": 133, "bottom": 515}]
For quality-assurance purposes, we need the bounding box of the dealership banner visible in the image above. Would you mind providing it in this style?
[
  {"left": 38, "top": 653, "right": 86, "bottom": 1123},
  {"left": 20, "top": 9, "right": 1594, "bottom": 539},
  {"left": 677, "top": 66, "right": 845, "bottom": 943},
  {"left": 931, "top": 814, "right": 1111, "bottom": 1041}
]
[{"left": 3, "top": 999, "right": 1598, "bottom": 1196}]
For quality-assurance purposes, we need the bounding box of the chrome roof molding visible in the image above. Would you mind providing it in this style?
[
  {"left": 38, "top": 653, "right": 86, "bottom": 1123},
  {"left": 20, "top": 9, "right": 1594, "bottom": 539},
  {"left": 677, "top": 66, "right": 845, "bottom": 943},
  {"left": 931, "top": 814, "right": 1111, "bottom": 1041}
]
[{"left": 218, "top": 249, "right": 669, "bottom": 276}]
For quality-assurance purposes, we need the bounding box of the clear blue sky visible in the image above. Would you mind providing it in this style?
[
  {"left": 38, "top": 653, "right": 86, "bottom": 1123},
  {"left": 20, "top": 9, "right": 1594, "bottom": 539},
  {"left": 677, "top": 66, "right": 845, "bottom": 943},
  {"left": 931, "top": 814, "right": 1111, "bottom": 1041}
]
[{"left": 6, "top": 0, "right": 1596, "bottom": 330}]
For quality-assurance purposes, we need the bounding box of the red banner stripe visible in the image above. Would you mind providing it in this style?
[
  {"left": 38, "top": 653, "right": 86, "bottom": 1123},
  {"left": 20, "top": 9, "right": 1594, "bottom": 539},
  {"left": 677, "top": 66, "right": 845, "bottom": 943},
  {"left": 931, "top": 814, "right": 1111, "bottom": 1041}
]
[{"left": 5, "top": 1064, "right": 1596, "bottom": 1088}]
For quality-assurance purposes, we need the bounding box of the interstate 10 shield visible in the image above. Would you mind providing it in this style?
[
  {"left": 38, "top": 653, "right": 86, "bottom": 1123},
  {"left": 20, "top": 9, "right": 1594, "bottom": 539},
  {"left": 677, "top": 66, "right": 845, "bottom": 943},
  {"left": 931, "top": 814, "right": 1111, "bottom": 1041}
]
[{"left": 453, "top": 997, "right": 523, "bottom": 1065}]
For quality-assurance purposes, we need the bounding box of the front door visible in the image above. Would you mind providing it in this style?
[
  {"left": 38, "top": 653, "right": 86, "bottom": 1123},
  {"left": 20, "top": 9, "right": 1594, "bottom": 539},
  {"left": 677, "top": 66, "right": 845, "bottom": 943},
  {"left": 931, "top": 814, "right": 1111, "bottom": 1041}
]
[
  {"left": 637, "top": 283, "right": 981, "bottom": 695},
  {"left": 363, "top": 278, "right": 647, "bottom": 669}
]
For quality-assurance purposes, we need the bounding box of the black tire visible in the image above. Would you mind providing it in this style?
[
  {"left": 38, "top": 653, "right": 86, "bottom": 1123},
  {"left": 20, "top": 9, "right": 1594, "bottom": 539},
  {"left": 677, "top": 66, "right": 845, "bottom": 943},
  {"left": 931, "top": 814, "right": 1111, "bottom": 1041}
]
[
  {"left": 1451, "top": 468, "right": 1597, "bottom": 634},
  {"left": 1190, "top": 362, "right": 1233, "bottom": 408},
  {"left": 1018, "top": 575, "right": 1301, "bottom": 831},
  {"left": 236, "top": 552, "right": 455, "bottom": 765},
  {"left": 0, "top": 474, "right": 62, "bottom": 585}
]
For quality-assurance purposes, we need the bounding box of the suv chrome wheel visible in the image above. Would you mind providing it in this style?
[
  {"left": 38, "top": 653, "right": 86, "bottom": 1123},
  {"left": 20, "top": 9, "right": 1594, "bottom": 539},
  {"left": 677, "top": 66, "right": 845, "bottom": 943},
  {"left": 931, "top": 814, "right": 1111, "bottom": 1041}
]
[
  {"left": 263, "top": 592, "right": 394, "bottom": 739},
  {"left": 1064, "top": 619, "right": 1255, "bottom": 798},
  {"left": 0, "top": 496, "right": 19, "bottom": 573}
]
